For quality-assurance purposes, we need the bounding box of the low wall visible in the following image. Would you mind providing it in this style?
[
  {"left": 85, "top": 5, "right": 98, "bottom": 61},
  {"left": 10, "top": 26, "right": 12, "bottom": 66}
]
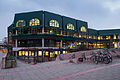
[
  {"left": 1, "top": 54, "right": 17, "bottom": 69},
  {"left": 56, "top": 49, "right": 102, "bottom": 61},
  {"left": 56, "top": 49, "right": 120, "bottom": 61}
]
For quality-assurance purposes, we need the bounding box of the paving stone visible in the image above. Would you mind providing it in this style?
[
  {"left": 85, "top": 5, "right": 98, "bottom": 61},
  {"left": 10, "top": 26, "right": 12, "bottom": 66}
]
[{"left": 1, "top": 51, "right": 120, "bottom": 80}]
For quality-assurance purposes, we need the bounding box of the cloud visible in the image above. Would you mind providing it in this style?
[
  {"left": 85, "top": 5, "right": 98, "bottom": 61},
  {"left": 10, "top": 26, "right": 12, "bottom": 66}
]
[
  {"left": 0, "top": 0, "right": 120, "bottom": 39},
  {"left": 104, "top": 0, "right": 120, "bottom": 13}
]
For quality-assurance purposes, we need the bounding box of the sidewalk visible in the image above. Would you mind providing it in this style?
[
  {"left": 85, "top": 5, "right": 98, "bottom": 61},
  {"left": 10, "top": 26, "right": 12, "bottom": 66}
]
[{"left": 0, "top": 57, "right": 120, "bottom": 80}]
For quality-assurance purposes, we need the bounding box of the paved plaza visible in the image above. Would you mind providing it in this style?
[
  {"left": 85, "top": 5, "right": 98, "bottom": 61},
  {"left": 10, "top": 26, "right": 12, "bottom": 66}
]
[{"left": 0, "top": 51, "right": 120, "bottom": 80}]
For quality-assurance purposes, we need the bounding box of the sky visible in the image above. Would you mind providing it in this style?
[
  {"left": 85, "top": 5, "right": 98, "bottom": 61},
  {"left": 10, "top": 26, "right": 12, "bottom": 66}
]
[{"left": 0, "top": 0, "right": 120, "bottom": 40}]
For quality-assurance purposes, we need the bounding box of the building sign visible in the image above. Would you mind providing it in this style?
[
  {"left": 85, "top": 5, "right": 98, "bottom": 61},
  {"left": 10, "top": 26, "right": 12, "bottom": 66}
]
[
  {"left": 67, "top": 23, "right": 74, "bottom": 30},
  {"left": 81, "top": 26, "right": 87, "bottom": 32}
]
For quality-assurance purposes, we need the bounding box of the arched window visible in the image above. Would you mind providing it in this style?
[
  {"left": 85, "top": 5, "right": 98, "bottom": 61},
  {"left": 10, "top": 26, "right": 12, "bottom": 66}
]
[
  {"left": 29, "top": 18, "right": 40, "bottom": 26},
  {"left": 16, "top": 20, "right": 25, "bottom": 27},
  {"left": 81, "top": 26, "right": 87, "bottom": 32},
  {"left": 49, "top": 20, "right": 59, "bottom": 27},
  {"left": 67, "top": 23, "right": 74, "bottom": 30}
]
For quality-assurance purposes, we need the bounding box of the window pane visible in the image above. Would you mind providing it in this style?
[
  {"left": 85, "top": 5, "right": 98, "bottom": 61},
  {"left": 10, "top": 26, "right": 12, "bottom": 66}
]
[
  {"left": 16, "top": 20, "right": 25, "bottom": 27},
  {"left": 49, "top": 20, "right": 59, "bottom": 27},
  {"left": 29, "top": 18, "right": 40, "bottom": 26}
]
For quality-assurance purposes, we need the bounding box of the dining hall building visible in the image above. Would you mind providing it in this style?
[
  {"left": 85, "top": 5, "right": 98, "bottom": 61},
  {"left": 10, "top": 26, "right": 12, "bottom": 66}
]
[{"left": 8, "top": 11, "right": 120, "bottom": 62}]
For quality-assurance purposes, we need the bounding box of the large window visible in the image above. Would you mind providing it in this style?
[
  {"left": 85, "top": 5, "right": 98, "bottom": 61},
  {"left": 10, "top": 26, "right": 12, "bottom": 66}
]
[
  {"left": 16, "top": 20, "right": 25, "bottom": 27},
  {"left": 81, "top": 26, "right": 87, "bottom": 32},
  {"left": 29, "top": 18, "right": 40, "bottom": 26},
  {"left": 67, "top": 23, "right": 74, "bottom": 30},
  {"left": 49, "top": 20, "right": 59, "bottom": 27}
]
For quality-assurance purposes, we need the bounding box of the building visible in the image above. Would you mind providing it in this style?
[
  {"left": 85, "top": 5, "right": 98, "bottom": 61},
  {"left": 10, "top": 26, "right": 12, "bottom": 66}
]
[
  {"left": 2, "top": 37, "right": 8, "bottom": 46},
  {"left": 0, "top": 40, "right": 4, "bottom": 49},
  {"left": 8, "top": 11, "right": 120, "bottom": 62}
]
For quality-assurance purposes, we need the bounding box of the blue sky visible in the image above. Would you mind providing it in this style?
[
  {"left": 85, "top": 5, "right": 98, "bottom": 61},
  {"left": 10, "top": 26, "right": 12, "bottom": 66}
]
[{"left": 0, "top": 0, "right": 120, "bottom": 39}]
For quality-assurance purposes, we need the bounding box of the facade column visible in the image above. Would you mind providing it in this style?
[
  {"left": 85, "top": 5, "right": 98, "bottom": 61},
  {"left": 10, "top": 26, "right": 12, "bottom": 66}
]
[
  {"left": 75, "top": 33, "right": 77, "bottom": 47},
  {"left": 61, "top": 40, "right": 63, "bottom": 48},
  {"left": 42, "top": 50, "right": 44, "bottom": 62},
  {"left": 86, "top": 42, "right": 88, "bottom": 48},
  {"left": 42, "top": 25, "right": 45, "bottom": 47},
  {"left": 42, "top": 38, "right": 44, "bottom": 47},
  {"left": 86, "top": 34, "right": 88, "bottom": 48},
  {"left": 96, "top": 42, "right": 97, "bottom": 48},
  {"left": 15, "top": 51, "right": 17, "bottom": 57},
  {"left": 42, "top": 12, "right": 45, "bottom": 48},
  {"left": 61, "top": 29, "right": 63, "bottom": 48},
  {"left": 15, "top": 39, "right": 17, "bottom": 48},
  {"left": 117, "top": 42, "right": 119, "bottom": 49}
]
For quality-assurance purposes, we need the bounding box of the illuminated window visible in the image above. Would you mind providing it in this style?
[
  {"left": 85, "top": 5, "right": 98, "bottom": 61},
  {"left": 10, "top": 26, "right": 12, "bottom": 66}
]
[
  {"left": 67, "top": 23, "right": 74, "bottom": 30},
  {"left": 114, "top": 35, "right": 116, "bottom": 39},
  {"left": 106, "top": 36, "right": 110, "bottom": 39},
  {"left": 50, "top": 20, "right": 59, "bottom": 27},
  {"left": 55, "top": 51, "right": 58, "bottom": 55},
  {"left": 31, "top": 52, "right": 34, "bottom": 56},
  {"left": 29, "top": 18, "right": 40, "bottom": 26},
  {"left": 50, "top": 52, "right": 55, "bottom": 57},
  {"left": 89, "top": 35, "right": 92, "bottom": 39},
  {"left": 93, "top": 35, "right": 96, "bottom": 39},
  {"left": 16, "top": 20, "right": 25, "bottom": 27},
  {"left": 81, "top": 26, "right": 87, "bottom": 32},
  {"left": 79, "top": 34, "right": 81, "bottom": 38},
  {"left": 100, "top": 36, "right": 103, "bottom": 39},
  {"left": 98, "top": 36, "right": 101, "bottom": 40},
  {"left": 63, "top": 51, "right": 66, "bottom": 54},
  {"left": 19, "top": 51, "right": 22, "bottom": 56},
  {"left": 25, "top": 51, "right": 28, "bottom": 56},
  {"left": 114, "top": 42, "right": 118, "bottom": 48},
  {"left": 38, "top": 51, "right": 42, "bottom": 56},
  {"left": 45, "top": 51, "right": 49, "bottom": 56},
  {"left": 29, "top": 51, "right": 31, "bottom": 56}
]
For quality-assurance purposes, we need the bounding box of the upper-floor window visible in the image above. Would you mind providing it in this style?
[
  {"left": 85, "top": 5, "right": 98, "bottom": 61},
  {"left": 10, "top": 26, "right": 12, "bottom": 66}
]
[
  {"left": 16, "top": 20, "right": 25, "bottom": 27},
  {"left": 114, "top": 35, "right": 118, "bottom": 39},
  {"left": 89, "top": 35, "right": 92, "bottom": 39},
  {"left": 67, "top": 23, "right": 74, "bottom": 30},
  {"left": 29, "top": 18, "right": 40, "bottom": 26},
  {"left": 98, "top": 36, "right": 101, "bottom": 40},
  {"left": 106, "top": 36, "right": 110, "bottom": 39},
  {"left": 81, "top": 26, "right": 87, "bottom": 32},
  {"left": 49, "top": 20, "right": 59, "bottom": 27}
]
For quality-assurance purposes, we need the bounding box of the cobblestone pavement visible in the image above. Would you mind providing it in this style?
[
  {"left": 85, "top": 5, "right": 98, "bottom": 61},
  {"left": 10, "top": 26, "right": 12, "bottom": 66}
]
[{"left": 0, "top": 52, "right": 120, "bottom": 80}]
